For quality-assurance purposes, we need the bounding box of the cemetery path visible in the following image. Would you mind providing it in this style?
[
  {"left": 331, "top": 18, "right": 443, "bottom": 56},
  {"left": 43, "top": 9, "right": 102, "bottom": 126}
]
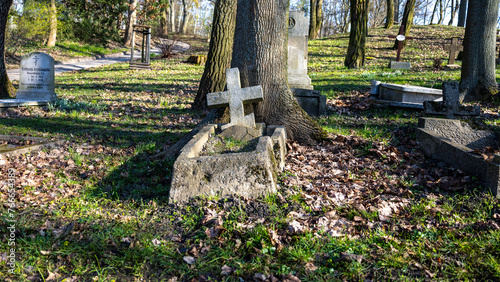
[{"left": 7, "top": 41, "right": 191, "bottom": 81}]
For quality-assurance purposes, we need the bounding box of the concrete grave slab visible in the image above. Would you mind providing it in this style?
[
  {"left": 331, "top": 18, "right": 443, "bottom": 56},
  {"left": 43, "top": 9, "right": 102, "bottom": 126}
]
[
  {"left": 370, "top": 80, "right": 442, "bottom": 108},
  {"left": 389, "top": 61, "right": 411, "bottom": 69},
  {"left": 292, "top": 89, "right": 326, "bottom": 116},
  {"left": 417, "top": 117, "right": 500, "bottom": 197}
]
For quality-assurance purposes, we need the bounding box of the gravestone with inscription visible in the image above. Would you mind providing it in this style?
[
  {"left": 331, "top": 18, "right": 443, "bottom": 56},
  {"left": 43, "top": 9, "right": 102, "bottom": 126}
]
[{"left": 16, "top": 52, "right": 56, "bottom": 101}]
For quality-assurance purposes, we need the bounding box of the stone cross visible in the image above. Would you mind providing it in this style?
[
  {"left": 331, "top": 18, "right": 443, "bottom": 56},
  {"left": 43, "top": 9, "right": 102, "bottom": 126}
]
[
  {"left": 423, "top": 81, "right": 480, "bottom": 118},
  {"left": 388, "top": 25, "right": 414, "bottom": 62},
  {"left": 444, "top": 37, "right": 463, "bottom": 65},
  {"left": 207, "top": 68, "right": 263, "bottom": 128}
]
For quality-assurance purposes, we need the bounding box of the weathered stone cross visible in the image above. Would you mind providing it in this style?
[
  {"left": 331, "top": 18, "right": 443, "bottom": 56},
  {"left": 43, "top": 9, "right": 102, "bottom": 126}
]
[
  {"left": 423, "top": 81, "right": 480, "bottom": 118},
  {"left": 207, "top": 68, "right": 263, "bottom": 128},
  {"left": 388, "top": 25, "right": 414, "bottom": 62},
  {"left": 444, "top": 37, "right": 463, "bottom": 66}
]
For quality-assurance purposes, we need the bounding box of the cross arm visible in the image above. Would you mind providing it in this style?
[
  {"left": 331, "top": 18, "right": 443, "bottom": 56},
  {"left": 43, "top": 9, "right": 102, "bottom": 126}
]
[{"left": 207, "top": 91, "right": 230, "bottom": 108}]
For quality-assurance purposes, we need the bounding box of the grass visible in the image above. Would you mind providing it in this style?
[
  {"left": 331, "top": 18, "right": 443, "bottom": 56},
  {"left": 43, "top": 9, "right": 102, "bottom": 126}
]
[{"left": 0, "top": 25, "right": 500, "bottom": 281}]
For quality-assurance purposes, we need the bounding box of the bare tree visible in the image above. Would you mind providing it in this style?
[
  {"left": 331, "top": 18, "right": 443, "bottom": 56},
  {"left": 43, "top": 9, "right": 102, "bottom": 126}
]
[
  {"left": 344, "top": 0, "right": 370, "bottom": 68},
  {"left": 124, "top": 0, "right": 138, "bottom": 46},
  {"left": 385, "top": 0, "right": 394, "bottom": 28},
  {"left": 457, "top": 0, "right": 467, "bottom": 27}
]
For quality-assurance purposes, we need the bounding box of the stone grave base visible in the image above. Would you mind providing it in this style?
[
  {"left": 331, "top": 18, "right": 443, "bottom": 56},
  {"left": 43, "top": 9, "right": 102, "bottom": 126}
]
[
  {"left": 0, "top": 99, "right": 53, "bottom": 109},
  {"left": 389, "top": 61, "right": 411, "bottom": 69},
  {"left": 370, "top": 80, "right": 442, "bottom": 109},
  {"left": 169, "top": 123, "right": 286, "bottom": 203},
  {"left": 416, "top": 117, "right": 500, "bottom": 197},
  {"left": 0, "top": 135, "right": 63, "bottom": 157},
  {"left": 292, "top": 88, "right": 326, "bottom": 116}
]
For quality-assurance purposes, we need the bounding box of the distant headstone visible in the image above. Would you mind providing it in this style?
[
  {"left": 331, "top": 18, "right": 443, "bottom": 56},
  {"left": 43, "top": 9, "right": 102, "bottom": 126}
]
[
  {"left": 423, "top": 81, "right": 480, "bottom": 118},
  {"left": 444, "top": 37, "right": 463, "bottom": 66},
  {"left": 16, "top": 52, "right": 56, "bottom": 101},
  {"left": 288, "top": 11, "right": 313, "bottom": 90},
  {"left": 207, "top": 68, "right": 263, "bottom": 129}
]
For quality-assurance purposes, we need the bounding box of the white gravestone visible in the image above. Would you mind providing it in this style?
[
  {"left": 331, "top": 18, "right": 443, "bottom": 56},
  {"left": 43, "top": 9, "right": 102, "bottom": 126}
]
[
  {"left": 16, "top": 52, "right": 56, "bottom": 101},
  {"left": 207, "top": 68, "right": 263, "bottom": 129},
  {"left": 288, "top": 11, "right": 313, "bottom": 90}
]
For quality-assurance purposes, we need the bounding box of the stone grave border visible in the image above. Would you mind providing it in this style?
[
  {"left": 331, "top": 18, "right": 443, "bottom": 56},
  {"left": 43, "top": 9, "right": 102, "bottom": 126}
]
[
  {"left": 0, "top": 135, "right": 64, "bottom": 157},
  {"left": 370, "top": 80, "right": 442, "bottom": 109}
]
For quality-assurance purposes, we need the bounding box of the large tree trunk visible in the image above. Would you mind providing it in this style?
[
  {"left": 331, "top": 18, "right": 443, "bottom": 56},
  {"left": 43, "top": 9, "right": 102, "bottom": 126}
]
[
  {"left": 344, "top": 0, "right": 369, "bottom": 68},
  {"left": 309, "top": 0, "right": 323, "bottom": 40},
  {"left": 123, "top": 0, "right": 137, "bottom": 47},
  {"left": 0, "top": 0, "right": 14, "bottom": 99},
  {"left": 457, "top": 0, "right": 467, "bottom": 27},
  {"left": 459, "top": 0, "right": 499, "bottom": 101},
  {"left": 193, "top": 0, "right": 237, "bottom": 111},
  {"left": 385, "top": 0, "right": 394, "bottom": 28},
  {"left": 231, "top": 0, "right": 326, "bottom": 143},
  {"left": 46, "top": 0, "right": 57, "bottom": 47},
  {"left": 392, "top": 0, "right": 416, "bottom": 50}
]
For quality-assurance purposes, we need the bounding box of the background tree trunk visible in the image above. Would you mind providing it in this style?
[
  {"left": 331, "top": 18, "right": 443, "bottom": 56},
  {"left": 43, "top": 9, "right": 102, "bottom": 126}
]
[
  {"left": 309, "top": 0, "right": 323, "bottom": 40},
  {"left": 392, "top": 0, "right": 416, "bottom": 50},
  {"left": 47, "top": 0, "right": 57, "bottom": 47},
  {"left": 159, "top": 4, "right": 169, "bottom": 37},
  {"left": 179, "top": 0, "right": 187, "bottom": 33},
  {"left": 448, "top": 0, "right": 459, "bottom": 25},
  {"left": 385, "top": 0, "right": 394, "bottom": 28},
  {"left": 393, "top": 0, "right": 400, "bottom": 23},
  {"left": 231, "top": 0, "right": 326, "bottom": 143},
  {"left": 459, "top": 0, "right": 499, "bottom": 101},
  {"left": 124, "top": 0, "right": 137, "bottom": 47},
  {"left": 0, "top": 0, "right": 14, "bottom": 99},
  {"left": 437, "top": 0, "right": 444, "bottom": 24},
  {"left": 193, "top": 0, "right": 237, "bottom": 111},
  {"left": 344, "top": 0, "right": 369, "bottom": 68},
  {"left": 169, "top": 2, "right": 176, "bottom": 33},
  {"left": 457, "top": 0, "right": 467, "bottom": 27},
  {"left": 430, "top": 0, "right": 438, "bottom": 24}
]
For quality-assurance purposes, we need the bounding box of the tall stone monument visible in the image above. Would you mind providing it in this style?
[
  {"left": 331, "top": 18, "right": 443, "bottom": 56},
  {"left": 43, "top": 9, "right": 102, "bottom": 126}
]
[
  {"left": 288, "top": 11, "right": 326, "bottom": 116},
  {"left": 288, "top": 11, "right": 313, "bottom": 90},
  {"left": 16, "top": 52, "right": 56, "bottom": 101}
]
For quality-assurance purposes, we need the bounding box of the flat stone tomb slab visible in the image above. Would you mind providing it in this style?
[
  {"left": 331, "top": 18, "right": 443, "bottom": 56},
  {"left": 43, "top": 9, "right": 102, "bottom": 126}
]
[
  {"left": 370, "top": 80, "right": 442, "bottom": 108},
  {"left": 0, "top": 135, "right": 63, "bottom": 157},
  {"left": 169, "top": 124, "right": 287, "bottom": 203},
  {"left": 416, "top": 117, "right": 500, "bottom": 197},
  {"left": 207, "top": 68, "right": 263, "bottom": 129}
]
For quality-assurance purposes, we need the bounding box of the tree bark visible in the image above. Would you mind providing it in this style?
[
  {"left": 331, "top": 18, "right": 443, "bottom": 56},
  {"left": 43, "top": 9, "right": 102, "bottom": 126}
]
[
  {"left": 169, "top": 1, "right": 176, "bottom": 33},
  {"left": 159, "top": 3, "right": 169, "bottom": 37},
  {"left": 394, "top": 0, "right": 400, "bottom": 23},
  {"left": 47, "top": 0, "right": 57, "bottom": 47},
  {"left": 392, "top": 0, "right": 416, "bottom": 50},
  {"left": 385, "top": 0, "right": 394, "bottom": 28},
  {"left": 193, "top": 0, "right": 237, "bottom": 111},
  {"left": 124, "top": 0, "right": 137, "bottom": 47},
  {"left": 457, "top": 0, "right": 467, "bottom": 27},
  {"left": 437, "top": 0, "right": 445, "bottom": 25},
  {"left": 231, "top": 0, "right": 326, "bottom": 143},
  {"left": 179, "top": 0, "right": 187, "bottom": 34},
  {"left": 0, "top": 0, "right": 14, "bottom": 99},
  {"left": 459, "top": 0, "right": 499, "bottom": 101},
  {"left": 344, "top": 0, "right": 369, "bottom": 68},
  {"left": 309, "top": 0, "right": 323, "bottom": 40}
]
